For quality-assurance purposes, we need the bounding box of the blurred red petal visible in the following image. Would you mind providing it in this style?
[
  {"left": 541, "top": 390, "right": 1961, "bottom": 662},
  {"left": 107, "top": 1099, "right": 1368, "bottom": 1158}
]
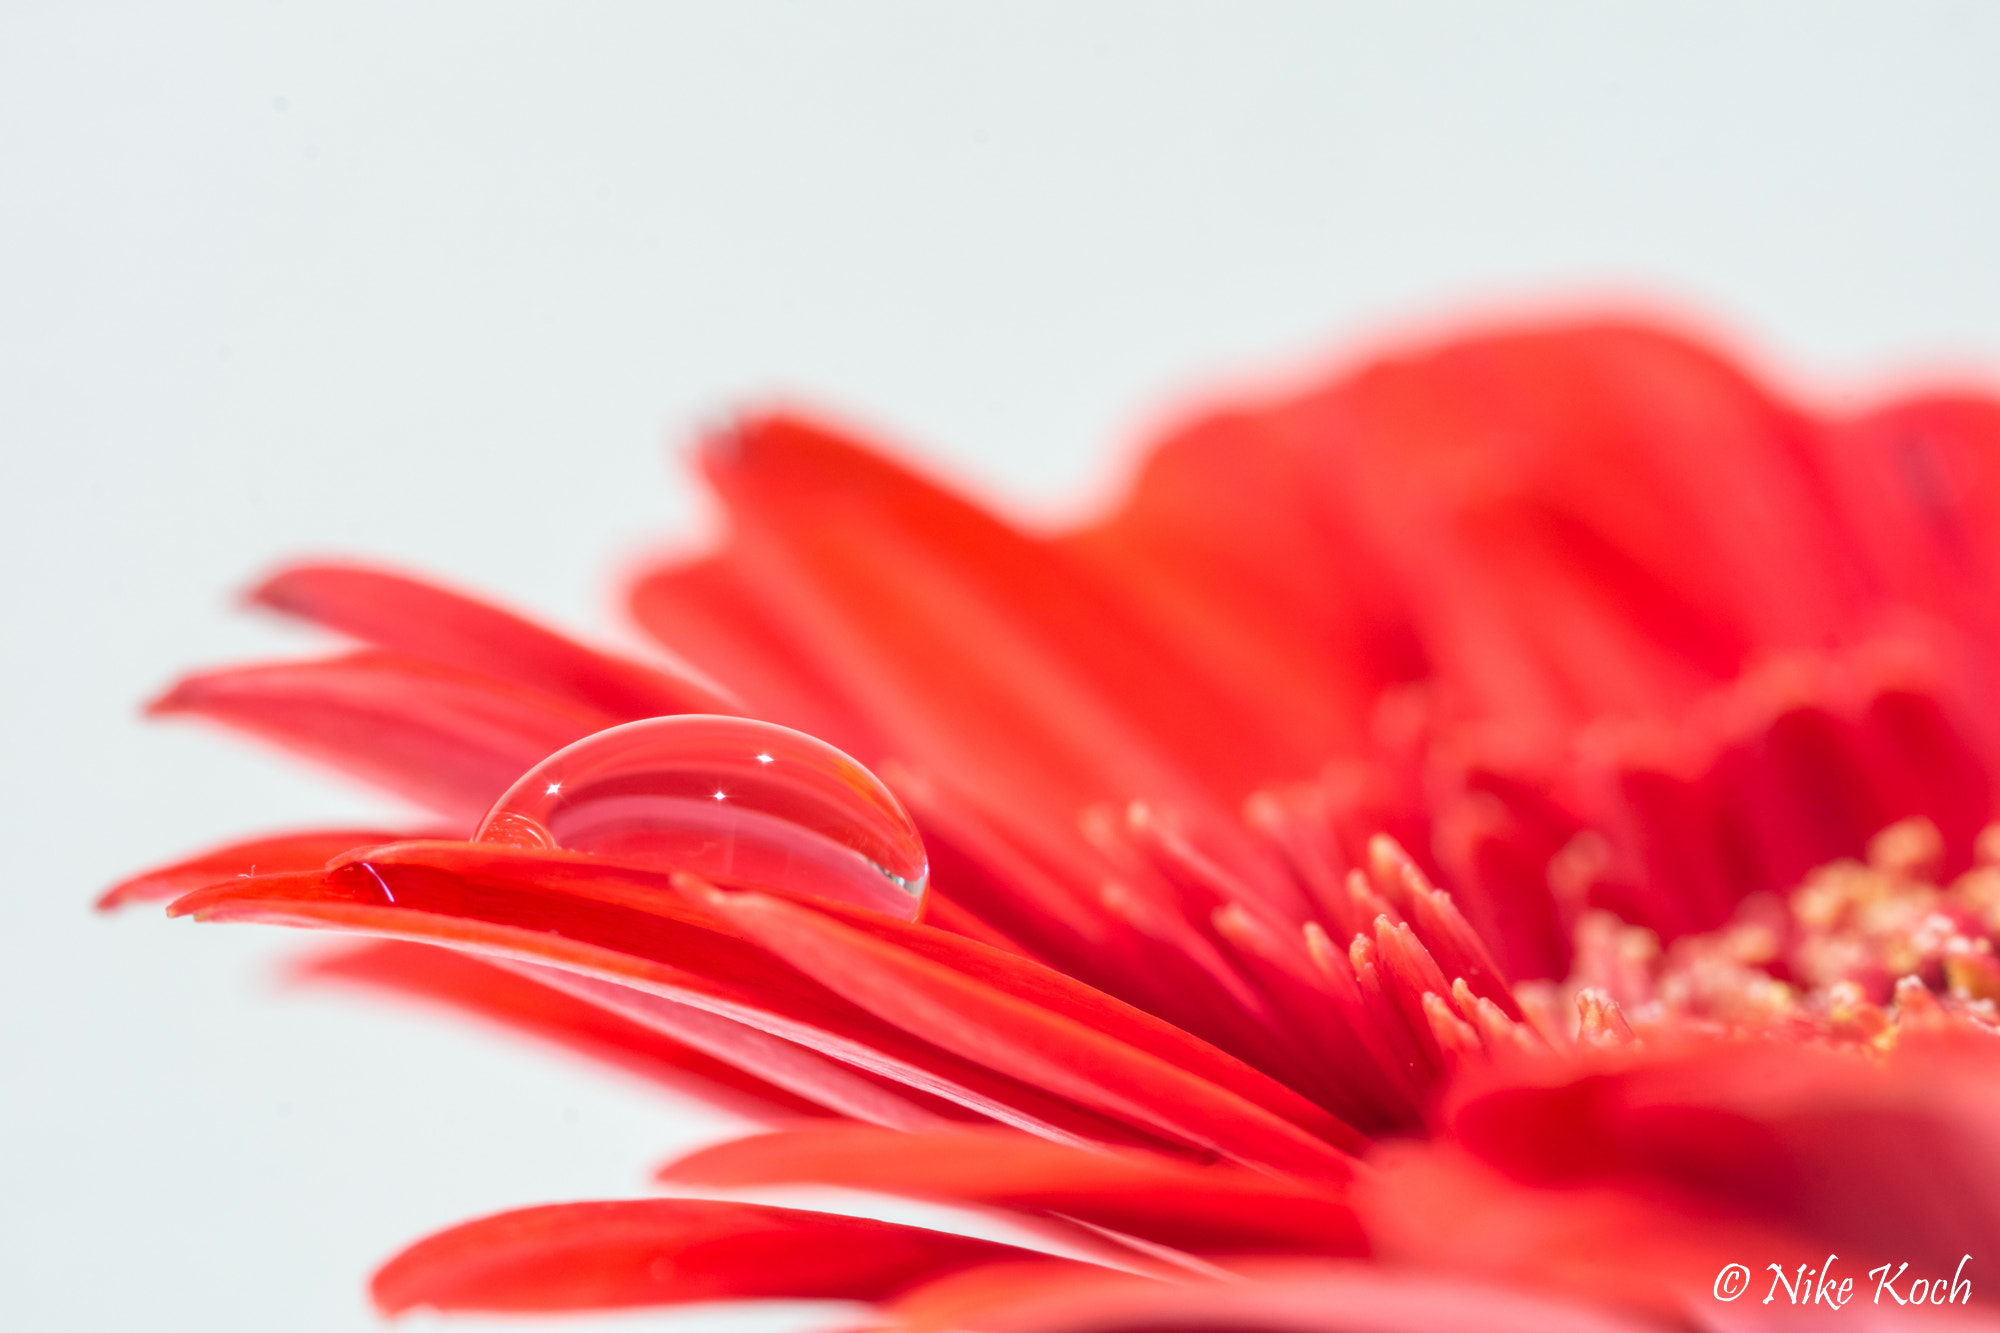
[
  {"left": 629, "top": 550, "right": 889, "bottom": 758},
  {"left": 1443, "top": 1030, "right": 2000, "bottom": 1279},
  {"left": 1356, "top": 1141, "right": 1810, "bottom": 1323},
  {"left": 151, "top": 652, "right": 613, "bottom": 822},
  {"left": 888, "top": 1259, "right": 1667, "bottom": 1333},
  {"left": 371, "top": 1197, "right": 1059, "bottom": 1313},
  {"left": 254, "top": 561, "right": 741, "bottom": 718},
  {"left": 691, "top": 413, "right": 1283, "bottom": 820}
]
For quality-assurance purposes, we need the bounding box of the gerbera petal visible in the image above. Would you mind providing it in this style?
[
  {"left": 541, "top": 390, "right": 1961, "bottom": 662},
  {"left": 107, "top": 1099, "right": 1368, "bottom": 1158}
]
[
  {"left": 886, "top": 1259, "right": 1667, "bottom": 1333},
  {"left": 917, "top": 885, "right": 1038, "bottom": 957},
  {"left": 150, "top": 651, "right": 614, "bottom": 822},
  {"left": 760, "top": 866, "right": 1357, "bottom": 1145},
  {"left": 491, "top": 959, "right": 966, "bottom": 1130},
  {"left": 253, "top": 562, "right": 742, "bottom": 719},
  {"left": 166, "top": 852, "right": 1194, "bottom": 1152},
  {"left": 1822, "top": 392, "right": 2000, "bottom": 664},
  {"left": 660, "top": 1125, "right": 1366, "bottom": 1257},
  {"left": 699, "top": 886, "right": 1365, "bottom": 1175},
  {"left": 96, "top": 825, "right": 425, "bottom": 909},
  {"left": 1278, "top": 322, "right": 1870, "bottom": 735},
  {"left": 893, "top": 772, "right": 1330, "bottom": 1075},
  {"left": 683, "top": 412, "right": 1286, "bottom": 821},
  {"left": 1572, "top": 666, "right": 1994, "bottom": 942},
  {"left": 1063, "top": 404, "right": 1417, "bottom": 764},
  {"left": 370, "top": 1197, "right": 1059, "bottom": 1313},
  {"left": 1356, "top": 1142, "right": 1815, "bottom": 1325},
  {"left": 120, "top": 315, "right": 2000, "bottom": 1332},
  {"left": 1443, "top": 1030, "right": 2000, "bottom": 1280},
  {"left": 628, "top": 551, "right": 888, "bottom": 759},
  {"left": 300, "top": 940, "right": 841, "bottom": 1123}
]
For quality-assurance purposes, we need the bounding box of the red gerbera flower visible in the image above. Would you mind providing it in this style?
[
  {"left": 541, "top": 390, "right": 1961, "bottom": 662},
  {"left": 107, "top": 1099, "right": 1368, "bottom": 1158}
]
[{"left": 110, "top": 318, "right": 2000, "bottom": 1330}]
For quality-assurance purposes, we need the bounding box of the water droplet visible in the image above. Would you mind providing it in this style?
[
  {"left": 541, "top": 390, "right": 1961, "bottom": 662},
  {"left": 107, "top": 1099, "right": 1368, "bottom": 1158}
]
[{"left": 474, "top": 715, "right": 928, "bottom": 919}]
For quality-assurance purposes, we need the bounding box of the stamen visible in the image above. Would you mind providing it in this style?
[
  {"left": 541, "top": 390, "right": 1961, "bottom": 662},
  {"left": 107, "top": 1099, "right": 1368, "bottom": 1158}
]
[
  {"left": 1565, "top": 816, "right": 2000, "bottom": 1047},
  {"left": 1451, "top": 976, "right": 1540, "bottom": 1053},
  {"left": 1422, "top": 991, "right": 1482, "bottom": 1064},
  {"left": 1868, "top": 815, "right": 1945, "bottom": 881},
  {"left": 1575, "top": 986, "right": 1637, "bottom": 1047}
]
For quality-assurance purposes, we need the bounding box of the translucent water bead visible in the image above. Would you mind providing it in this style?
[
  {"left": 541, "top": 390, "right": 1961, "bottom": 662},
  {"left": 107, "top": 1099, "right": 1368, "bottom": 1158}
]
[{"left": 474, "top": 715, "right": 929, "bottom": 919}]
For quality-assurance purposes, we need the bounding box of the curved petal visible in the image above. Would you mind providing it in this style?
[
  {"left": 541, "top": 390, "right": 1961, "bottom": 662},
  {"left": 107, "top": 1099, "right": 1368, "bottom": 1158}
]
[
  {"left": 1820, "top": 392, "right": 2000, "bottom": 694},
  {"left": 1356, "top": 1140, "right": 1810, "bottom": 1323},
  {"left": 700, "top": 886, "right": 1363, "bottom": 1176},
  {"left": 151, "top": 651, "right": 613, "bottom": 822},
  {"left": 494, "top": 960, "right": 966, "bottom": 1130},
  {"left": 662, "top": 1125, "right": 1365, "bottom": 1256},
  {"left": 255, "top": 562, "right": 740, "bottom": 718},
  {"left": 371, "top": 1197, "right": 1061, "bottom": 1313},
  {"left": 1063, "top": 404, "right": 1413, "bottom": 766},
  {"left": 300, "top": 940, "right": 845, "bottom": 1123},
  {"left": 300, "top": 837, "right": 1350, "bottom": 1146},
  {"left": 97, "top": 826, "right": 426, "bottom": 909},
  {"left": 628, "top": 551, "right": 887, "bottom": 758},
  {"left": 685, "top": 412, "right": 1284, "bottom": 822},
  {"left": 166, "top": 849, "right": 1193, "bottom": 1153},
  {"left": 1442, "top": 1030, "right": 2000, "bottom": 1281},
  {"left": 887, "top": 1259, "right": 1668, "bottom": 1333},
  {"left": 1278, "top": 322, "right": 1869, "bottom": 737}
]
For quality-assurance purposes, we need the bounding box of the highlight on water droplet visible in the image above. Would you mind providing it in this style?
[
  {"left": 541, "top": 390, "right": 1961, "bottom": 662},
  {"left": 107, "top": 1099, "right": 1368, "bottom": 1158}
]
[{"left": 473, "top": 715, "right": 928, "bottom": 919}]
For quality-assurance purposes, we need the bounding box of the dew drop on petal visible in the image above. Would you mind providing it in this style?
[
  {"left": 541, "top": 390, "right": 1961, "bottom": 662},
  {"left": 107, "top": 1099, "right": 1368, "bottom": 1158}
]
[{"left": 473, "top": 715, "right": 928, "bottom": 919}]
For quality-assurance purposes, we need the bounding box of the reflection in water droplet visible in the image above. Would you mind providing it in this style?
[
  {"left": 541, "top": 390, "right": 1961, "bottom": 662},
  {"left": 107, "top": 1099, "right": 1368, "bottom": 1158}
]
[{"left": 474, "top": 715, "right": 928, "bottom": 919}]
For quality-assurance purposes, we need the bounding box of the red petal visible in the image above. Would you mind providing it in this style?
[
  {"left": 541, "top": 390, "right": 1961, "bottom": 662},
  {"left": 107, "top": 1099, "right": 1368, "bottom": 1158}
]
[
  {"left": 1286, "top": 322, "right": 1866, "bottom": 736},
  {"left": 167, "top": 848, "right": 1191, "bottom": 1152},
  {"left": 370, "top": 1197, "right": 1056, "bottom": 1313},
  {"left": 1821, "top": 393, "right": 2000, "bottom": 667},
  {"left": 782, "top": 875, "right": 1359, "bottom": 1148},
  {"left": 889, "top": 1259, "right": 1666, "bottom": 1333},
  {"left": 1444, "top": 1029, "right": 2000, "bottom": 1280},
  {"left": 628, "top": 552, "right": 888, "bottom": 759},
  {"left": 1573, "top": 667, "right": 1994, "bottom": 942},
  {"left": 255, "top": 562, "right": 741, "bottom": 719},
  {"left": 97, "top": 826, "right": 424, "bottom": 909},
  {"left": 892, "top": 772, "right": 1322, "bottom": 1079},
  {"left": 700, "top": 886, "right": 1363, "bottom": 1176},
  {"left": 687, "top": 413, "right": 1279, "bottom": 822},
  {"left": 662, "top": 1125, "right": 1365, "bottom": 1257},
  {"left": 1355, "top": 1143, "right": 1811, "bottom": 1325},
  {"left": 918, "top": 887, "right": 1037, "bottom": 958},
  {"left": 493, "top": 960, "right": 966, "bottom": 1130},
  {"left": 151, "top": 651, "right": 614, "bottom": 822},
  {"left": 300, "top": 940, "right": 842, "bottom": 1123},
  {"left": 1064, "top": 404, "right": 1412, "bottom": 768}
]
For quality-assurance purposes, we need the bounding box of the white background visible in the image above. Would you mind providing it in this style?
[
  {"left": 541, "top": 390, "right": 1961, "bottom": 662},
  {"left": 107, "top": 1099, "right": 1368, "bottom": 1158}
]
[{"left": 7, "top": 4, "right": 2000, "bottom": 1330}]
